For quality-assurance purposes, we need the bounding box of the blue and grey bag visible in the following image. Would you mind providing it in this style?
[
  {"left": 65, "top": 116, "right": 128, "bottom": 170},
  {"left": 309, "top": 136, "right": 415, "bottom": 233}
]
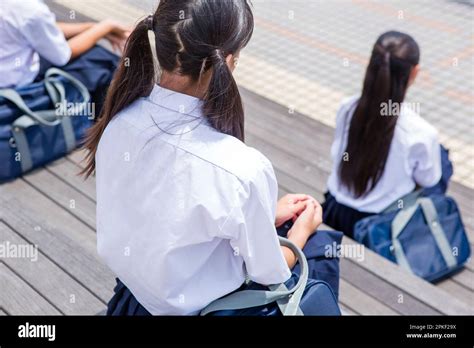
[
  {"left": 0, "top": 68, "right": 92, "bottom": 182},
  {"left": 354, "top": 192, "right": 471, "bottom": 282}
]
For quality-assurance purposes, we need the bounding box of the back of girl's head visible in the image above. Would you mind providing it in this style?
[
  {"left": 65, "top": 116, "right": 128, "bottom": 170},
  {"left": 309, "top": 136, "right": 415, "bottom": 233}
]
[
  {"left": 82, "top": 0, "right": 254, "bottom": 177},
  {"left": 339, "top": 31, "right": 420, "bottom": 198}
]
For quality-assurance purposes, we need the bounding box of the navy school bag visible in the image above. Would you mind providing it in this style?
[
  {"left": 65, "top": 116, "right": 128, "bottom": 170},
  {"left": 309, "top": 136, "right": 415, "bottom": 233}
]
[
  {"left": 200, "top": 234, "right": 342, "bottom": 316},
  {"left": 0, "top": 68, "right": 92, "bottom": 183},
  {"left": 354, "top": 193, "right": 471, "bottom": 282}
]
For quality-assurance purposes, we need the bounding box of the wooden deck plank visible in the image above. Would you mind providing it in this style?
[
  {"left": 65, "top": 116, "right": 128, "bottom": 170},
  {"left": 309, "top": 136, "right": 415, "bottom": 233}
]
[
  {"left": 341, "top": 237, "right": 472, "bottom": 315},
  {"left": 338, "top": 303, "right": 358, "bottom": 316},
  {"left": 0, "top": 221, "right": 105, "bottom": 315},
  {"left": 0, "top": 263, "right": 61, "bottom": 315},
  {"left": 0, "top": 181, "right": 115, "bottom": 303},
  {"left": 451, "top": 269, "right": 474, "bottom": 291},
  {"left": 67, "top": 150, "right": 88, "bottom": 169},
  {"left": 340, "top": 258, "right": 439, "bottom": 315},
  {"left": 339, "top": 279, "right": 399, "bottom": 315},
  {"left": 46, "top": 159, "right": 96, "bottom": 201},
  {"left": 23, "top": 167, "right": 96, "bottom": 229},
  {"left": 437, "top": 278, "right": 474, "bottom": 306}
]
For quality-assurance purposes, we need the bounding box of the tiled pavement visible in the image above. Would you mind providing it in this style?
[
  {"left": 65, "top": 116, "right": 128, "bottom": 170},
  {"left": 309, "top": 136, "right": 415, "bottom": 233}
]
[{"left": 56, "top": 0, "right": 474, "bottom": 187}]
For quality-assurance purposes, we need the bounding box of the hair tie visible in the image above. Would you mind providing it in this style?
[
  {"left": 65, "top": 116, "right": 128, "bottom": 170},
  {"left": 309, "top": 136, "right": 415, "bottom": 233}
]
[
  {"left": 145, "top": 15, "right": 154, "bottom": 31},
  {"left": 211, "top": 48, "right": 224, "bottom": 61}
]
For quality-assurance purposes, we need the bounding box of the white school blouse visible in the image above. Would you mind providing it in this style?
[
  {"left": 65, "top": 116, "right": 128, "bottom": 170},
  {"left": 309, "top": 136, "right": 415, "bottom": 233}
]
[
  {"left": 0, "top": 0, "right": 71, "bottom": 88},
  {"left": 327, "top": 96, "right": 442, "bottom": 213},
  {"left": 96, "top": 85, "right": 291, "bottom": 315}
]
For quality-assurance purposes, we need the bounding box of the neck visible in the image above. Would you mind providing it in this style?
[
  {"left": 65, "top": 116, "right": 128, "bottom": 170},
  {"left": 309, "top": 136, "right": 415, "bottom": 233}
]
[{"left": 159, "top": 70, "right": 210, "bottom": 99}]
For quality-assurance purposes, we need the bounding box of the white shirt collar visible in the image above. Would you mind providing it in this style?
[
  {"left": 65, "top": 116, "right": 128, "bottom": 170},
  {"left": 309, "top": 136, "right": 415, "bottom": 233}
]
[{"left": 147, "top": 84, "right": 205, "bottom": 119}]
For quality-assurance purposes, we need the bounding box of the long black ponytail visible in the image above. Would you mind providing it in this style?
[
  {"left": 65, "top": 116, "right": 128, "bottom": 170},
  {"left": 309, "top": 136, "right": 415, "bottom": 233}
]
[
  {"left": 339, "top": 31, "right": 420, "bottom": 197},
  {"left": 83, "top": 0, "right": 254, "bottom": 177}
]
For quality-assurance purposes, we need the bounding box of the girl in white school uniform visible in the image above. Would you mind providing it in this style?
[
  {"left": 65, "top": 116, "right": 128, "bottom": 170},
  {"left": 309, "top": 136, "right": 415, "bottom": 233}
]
[
  {"left": 323, "top": 31, "right": 452, "bottom": 238},
  {"left": 82, "top": 0, "right": 330, "bottom": 315},
  {"left": 0, "top": 0, "right": 129, "bottom": 89},
  {"left": 0, "top": 0, "right": 130, "bottom": 116}
]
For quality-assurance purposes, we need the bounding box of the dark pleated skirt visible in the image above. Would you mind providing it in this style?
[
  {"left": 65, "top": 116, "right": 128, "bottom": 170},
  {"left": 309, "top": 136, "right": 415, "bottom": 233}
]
[
  {"left": 322, "top": 191, "right": 375, "bottom": 239},
  {"left": 107, "top": 279, "right": 152, "bottom": 316}
]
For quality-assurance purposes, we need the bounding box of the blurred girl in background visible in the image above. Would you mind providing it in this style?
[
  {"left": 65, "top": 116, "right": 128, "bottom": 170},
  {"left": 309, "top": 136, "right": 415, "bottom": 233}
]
[{"left": 323, "top": 31, "right": 452, "bottom": 238}]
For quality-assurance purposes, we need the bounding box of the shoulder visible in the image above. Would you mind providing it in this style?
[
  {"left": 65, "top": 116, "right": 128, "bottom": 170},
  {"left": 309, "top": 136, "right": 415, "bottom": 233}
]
[
  {"left": 340, "top": 95, "right": 360, "bottom": 109},
  {"left": 202, "top": 130, "right": 276, "bottom": 189},
  {"left": 5, "top": 0, "right": 53, "bottom": 27},
  {"left": 335, "top": 95, "right": 359, "bottom": 125},
  {"left": 396, "top": 106, "right": 438, "bottom": 146}
]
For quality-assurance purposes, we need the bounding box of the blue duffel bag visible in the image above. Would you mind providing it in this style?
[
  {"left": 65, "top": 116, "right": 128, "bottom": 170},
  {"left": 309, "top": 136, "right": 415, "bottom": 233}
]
[
  {"left": 0, "top": 68, "right": 91, "bottom": 183},
  {"left": 200, "top": 236, "right": 341, "bottom": 316},
  {"left": 354, "top": 193, "right": 471, "bottom": 282}
]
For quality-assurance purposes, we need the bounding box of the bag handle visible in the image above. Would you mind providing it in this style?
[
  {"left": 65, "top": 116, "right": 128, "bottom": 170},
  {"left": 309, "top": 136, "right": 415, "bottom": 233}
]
[
  {"left": 391, "top": 197, "right": 457, "bottom": 273},
  {"left": 383, "top": 189, "right": 423, "bottom": 213},
  {"left": 0, "top": 89, "right": 61, "bottom": 127},
  {"left": 200, "top": 236, "right": 308, "bottom": 316},
  {"left": 44, "top": 67, "right": 91, "bottom": 114}
]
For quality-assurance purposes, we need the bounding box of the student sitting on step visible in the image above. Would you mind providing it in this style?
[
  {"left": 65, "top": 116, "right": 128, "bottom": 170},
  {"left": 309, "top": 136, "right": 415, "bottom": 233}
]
[
  {"left": 322, "top": 31, "right": 452, "bottom": 238},
  {"left": 0, "top": 0, "right": 128, "bottom": 112},
  {"left": 81, "top": 0, "right": 340, "bottom": 315}
]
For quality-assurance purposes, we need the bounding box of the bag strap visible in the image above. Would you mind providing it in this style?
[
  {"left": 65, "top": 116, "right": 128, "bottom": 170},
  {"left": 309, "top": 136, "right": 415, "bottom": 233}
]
[
  {"left": 383, "top": 189, "right": 423, "bottom": 214},
  {"left": 44, "top": 67, "right": 91, "bottom": 112},
  {"left": 200, "top": 236, "right": 308, "bottom": 316},
  {"left": 44, "top": 68, "right": 91, "bottom": 153},
  {"left": 391, "top": 197, "right": 457, "bottom": 273},
  {"left": 0, "top": 89, "right": 61, "bottom": 127}
]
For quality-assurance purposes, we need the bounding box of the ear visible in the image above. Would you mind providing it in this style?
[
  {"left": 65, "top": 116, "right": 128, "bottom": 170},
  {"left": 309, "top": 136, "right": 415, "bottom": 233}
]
[
  {"left": 408, "top": 64, "right": 420, "bottom": 86},
  {"left": 225, "top": 53, "right": 240, "bottom": 72}
]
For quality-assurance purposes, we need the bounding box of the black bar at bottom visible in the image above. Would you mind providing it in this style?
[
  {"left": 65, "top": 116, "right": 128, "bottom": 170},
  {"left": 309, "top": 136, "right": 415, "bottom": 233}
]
[{"left": 0, "top": 316, "right": 472, "bottom": 346}]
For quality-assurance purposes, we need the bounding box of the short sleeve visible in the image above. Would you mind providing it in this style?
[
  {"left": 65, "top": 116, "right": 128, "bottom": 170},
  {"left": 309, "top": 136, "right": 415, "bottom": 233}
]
[
  {"left": 222, "top": 152, "right": 291, "bottom": 285},
  {"left": 331, "top": 96, "right": 359, "bottom": 160},
  {"left": 21, "top": 3, "right": 71, "bottom": 66},
  {"left": 409, "top": 127, "right": 442, "bottom": 187}
]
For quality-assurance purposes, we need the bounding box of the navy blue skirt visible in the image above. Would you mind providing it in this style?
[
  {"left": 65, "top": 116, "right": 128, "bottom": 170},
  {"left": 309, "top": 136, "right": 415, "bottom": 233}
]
[
  {"left": 107, "top": 230, "right": 343, "bottom": 316},
  {"left": 322, "top": 192, "right": 374, "bottom": 239},
  {"left": 322, "top": 145, "right": 453, "bottom": 238}
]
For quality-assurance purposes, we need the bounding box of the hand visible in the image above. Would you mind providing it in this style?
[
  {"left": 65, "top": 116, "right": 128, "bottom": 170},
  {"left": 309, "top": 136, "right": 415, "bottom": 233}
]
[
  {"left": 288, "top": 199, "right": 322, "bottom": 239},
  {"left": 100, "top": 20, "right": 131, "bottom": 53},
  {"left": 275, "top": 193, "right": 310, "bottom": 227}
]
